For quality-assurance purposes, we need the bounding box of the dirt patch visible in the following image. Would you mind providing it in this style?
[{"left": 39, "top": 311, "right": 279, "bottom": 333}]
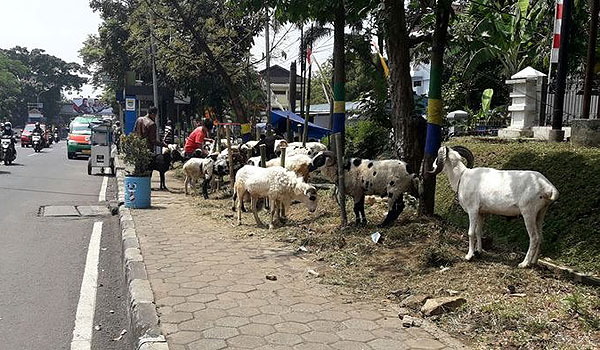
[{"left": 165, "top": 161, "right": 600, "bottom": 349}]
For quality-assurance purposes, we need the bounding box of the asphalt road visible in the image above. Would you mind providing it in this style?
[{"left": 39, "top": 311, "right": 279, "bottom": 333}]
[{"left": 0, "top": 141, "right": 131, "bottom": 350}]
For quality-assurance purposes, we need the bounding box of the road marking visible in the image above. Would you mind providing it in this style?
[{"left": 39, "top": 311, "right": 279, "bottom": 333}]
[
  {"left": 99, "top": 176, "right": 108, "bottom": 202},
  {"left": 70, "top": 221, "right": 103, "bottom": 350},
  {"left": 27, "top": 152, "right": 39, "bottom": 157}
]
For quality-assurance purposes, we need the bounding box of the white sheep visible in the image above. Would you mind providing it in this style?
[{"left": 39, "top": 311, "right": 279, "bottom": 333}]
[
  {"left": 266, "top": 154, "right": 314, "bottom": 181},
  {"left": 428, "top": 146, "right": 559, "bottom": 268},
  {"left": 311, "top": 151, "right": 418, "bottom": 226},
  {"left": 274, "top": 140, "right": 327, "bottom": 158},
  {"left": 183, "top": 157, "right": 215, "bottom": 199},
  {"left": 233, "top": 165, "right": 318, "bottom": 229}
]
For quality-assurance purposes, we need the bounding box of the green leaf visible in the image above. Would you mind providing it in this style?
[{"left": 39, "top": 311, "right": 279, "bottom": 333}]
[
  {"left": 481, "top": 88, "right": 494, "bottom": 112},
  {"left": 517, "top": 0, "right": 529, "bottom": 17}
]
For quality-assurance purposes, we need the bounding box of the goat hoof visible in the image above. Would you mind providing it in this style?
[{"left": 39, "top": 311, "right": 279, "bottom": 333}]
[
  {"left": 465, "top": 253, "right": 475, "bottom": 261},
  {"left": 517, "top": 261, "right": 530, "bottom": 268}
]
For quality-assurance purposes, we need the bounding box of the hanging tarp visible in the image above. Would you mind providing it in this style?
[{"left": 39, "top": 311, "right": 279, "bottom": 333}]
[{"left": 270, "top": 110, "right": 332, "bottom": 140}]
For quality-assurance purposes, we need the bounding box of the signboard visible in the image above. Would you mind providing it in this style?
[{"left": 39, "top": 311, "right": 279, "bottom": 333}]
[
  {"left": 125, "top": 98, "right": 136, "bottom": 111},
  {"left": 72, "top": 97, "right": 113, "bottom": 115}
]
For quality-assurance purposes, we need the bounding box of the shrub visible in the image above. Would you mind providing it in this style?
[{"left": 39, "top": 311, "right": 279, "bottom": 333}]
[
  {"left": 121, "top": 134, "right": 153, "bottom": 176},
  {"left": 345, "top": 120, "right": 390, "bottom": 159}
]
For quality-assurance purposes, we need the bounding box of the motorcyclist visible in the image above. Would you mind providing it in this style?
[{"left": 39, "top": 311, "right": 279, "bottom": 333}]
[
  {"left": 1, "top": 122, "right": 17, "bottom": 157},
  {"left": 32, "top": 122, "right": 46, "bottom": 147}
]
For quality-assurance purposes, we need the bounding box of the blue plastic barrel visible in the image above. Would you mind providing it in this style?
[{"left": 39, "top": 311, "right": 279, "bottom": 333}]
[{"left": 124, "top": 176, "right": 151, "bottom": 209}]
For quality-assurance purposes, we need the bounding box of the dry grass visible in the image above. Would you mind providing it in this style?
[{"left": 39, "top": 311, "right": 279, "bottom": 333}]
[{"left": 169, "top": 160, "right": 600, "bottom": 350}]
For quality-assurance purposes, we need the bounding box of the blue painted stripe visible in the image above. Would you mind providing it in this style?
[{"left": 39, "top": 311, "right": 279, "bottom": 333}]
[
  {"left": 424, "top": 123, "right": 442, "bottom": 156},
  {"left": 332, "top": 113, "right": 345, "bottom": 134}
]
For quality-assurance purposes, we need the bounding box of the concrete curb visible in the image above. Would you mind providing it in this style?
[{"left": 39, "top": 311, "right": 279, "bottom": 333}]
[{"left": 115, "top": 156, "right": 169, "bottom": 350}]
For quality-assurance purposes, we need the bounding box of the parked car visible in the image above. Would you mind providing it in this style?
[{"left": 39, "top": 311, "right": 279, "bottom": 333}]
[
  {"left": 67, "top": 116, "right": 99, "bottom": 159},
  {"left": 21, "top": 123, "right": 47, "bottom": 147}
]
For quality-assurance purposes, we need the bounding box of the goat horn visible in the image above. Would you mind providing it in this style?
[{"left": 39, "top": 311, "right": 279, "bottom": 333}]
[
  {"left": 451, "top": 146, "right": 475, "bottom": 168},
  {"left": 427, "top": 153, "right": 445, "bottom": 176}
]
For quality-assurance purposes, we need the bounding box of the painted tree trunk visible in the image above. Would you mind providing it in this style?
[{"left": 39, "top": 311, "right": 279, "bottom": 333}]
[
  {"left": 332, "top": 3, "right": 345, "bottom": 142},
  {"left": 420, "top": 0, "right": 452, "bottom": 216}
]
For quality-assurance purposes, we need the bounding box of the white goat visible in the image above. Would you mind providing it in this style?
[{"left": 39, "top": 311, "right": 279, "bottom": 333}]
[
  {"left": 428, "top": 146, "right": 559, "bottom": 268},
  {"left": 311, "top": 151, "right": 417, "bottom": 227},
  {"left": 183, "top": 157, "right": 215, "bottom": 199},
  {"left": 233, "top": 165, "right": 318, "bottom": 229},
  {"left": 274, "top": 140, "right": 327, "bottom": 158}
]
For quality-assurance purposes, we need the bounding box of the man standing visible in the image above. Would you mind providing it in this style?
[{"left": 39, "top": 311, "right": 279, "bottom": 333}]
[{"left": 134, "top": 106, "right": 166, "bottom": 153}]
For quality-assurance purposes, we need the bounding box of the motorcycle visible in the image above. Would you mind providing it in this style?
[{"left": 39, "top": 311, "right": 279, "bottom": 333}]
[
  {"left": 47, "top": 133, "right": 54, "bottom": 146},
  {"left": 54, "top": 131, "right": 59, "bottom": 142},
  {"left": 32, "top": 132, "right": 43, "bottom": 152},
  {"left": 1, "top": 135, "right": 16, "bottom": 165}
]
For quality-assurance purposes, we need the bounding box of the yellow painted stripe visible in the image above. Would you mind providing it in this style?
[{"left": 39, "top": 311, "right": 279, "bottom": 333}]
[
  {"left": 334, "top": 101, "right": 345, "bottom": 114},
  {"left": 427, "top": 99, "right": 443, "bottom": 125}
]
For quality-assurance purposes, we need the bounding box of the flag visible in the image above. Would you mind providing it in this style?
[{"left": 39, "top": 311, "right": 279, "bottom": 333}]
[
  {"left": 550, "top": 0, "right": 563, "bottom": 64},
  {"left": 306, "top": 47, "right": 312, "bottom": 66},
  {"left": 371, "top": 42, "right": 390, "bottom": 79}
]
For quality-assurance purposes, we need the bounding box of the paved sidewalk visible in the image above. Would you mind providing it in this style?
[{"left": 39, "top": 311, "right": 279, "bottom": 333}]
[{"left": 131, "top": 175, "right": 467, "bottom": 350}]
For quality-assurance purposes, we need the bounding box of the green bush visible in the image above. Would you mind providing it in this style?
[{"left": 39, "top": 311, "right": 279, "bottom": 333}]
[
  {"left": 121, "top": 134, "right": 154, "bottom": 177},
  {"left": 345, "top": 120, "right": 390, "bottom": 159}
]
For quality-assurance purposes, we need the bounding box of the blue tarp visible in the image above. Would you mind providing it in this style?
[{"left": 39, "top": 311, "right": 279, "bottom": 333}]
[{"left": 270, "top": 110, "right": 332, "bottom": 140}]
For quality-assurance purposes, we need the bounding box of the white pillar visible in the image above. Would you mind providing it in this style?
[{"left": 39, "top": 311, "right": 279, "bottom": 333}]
[{"left": 498, "top": 67, "right": 546, "bottom": 139}]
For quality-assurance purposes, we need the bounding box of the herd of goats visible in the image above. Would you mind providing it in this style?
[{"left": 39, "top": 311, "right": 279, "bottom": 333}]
[{"left": 158, "top": 137, "right": 558, "bottom": 269}]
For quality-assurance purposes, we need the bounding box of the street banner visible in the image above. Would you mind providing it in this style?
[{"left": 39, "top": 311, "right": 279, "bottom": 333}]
[{"left": 72, "top": 97, "right": 113, "bottom": 115}]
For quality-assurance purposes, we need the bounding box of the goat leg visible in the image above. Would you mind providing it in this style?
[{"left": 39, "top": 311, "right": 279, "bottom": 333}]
[
  {"left": 202, "top": 178, "right": 210, "bottom": 199},
  {"left": 465, "top": 212, "right": 478, "bottom": 261},
  {"left": 160, "top": 171, "right": 167, "bottom": 191},
  {"left": 353, "top": 197, "right": 365, "bottom": 226},
  {"left": 379, "top": 196, "right": 405, "bottom": 227}
]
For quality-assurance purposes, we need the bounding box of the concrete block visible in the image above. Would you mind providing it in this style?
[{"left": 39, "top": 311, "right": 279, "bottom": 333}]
[
  {"left": 571, "top": 119, "right": 600, "bottom": 147},
  {"left": 498, "top": 128, "right": 533, "bottom": 139},
  {"left": 130, "top": 279, "right": 155, "bottom": 304}
]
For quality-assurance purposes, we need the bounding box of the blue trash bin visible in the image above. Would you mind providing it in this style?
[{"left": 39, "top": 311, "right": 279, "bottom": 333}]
[{"left": 124, "top": 176, "right": 151, "bottom": 209}]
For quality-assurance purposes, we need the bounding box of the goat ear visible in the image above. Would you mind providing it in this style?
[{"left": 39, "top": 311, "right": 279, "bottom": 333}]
[{"left": 311, "top": 153, "right": 326, "bottom": 170}]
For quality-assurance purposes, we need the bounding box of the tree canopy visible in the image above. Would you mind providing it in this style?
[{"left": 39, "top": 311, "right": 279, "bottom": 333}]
[{"left": 0, "top": 47, "right": 86, "bottom": 125}]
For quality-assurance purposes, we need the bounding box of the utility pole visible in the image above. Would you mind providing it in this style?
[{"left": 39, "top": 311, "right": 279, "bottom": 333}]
[
  {"left": 288, "top": 61, "right": 297, "bottom": 142},
  {"left": 582, "top": 0, "right": 599, "bottom": 119},
  {"left": 550, "top": 0, "right": 573, "bottom": 141},
  {"left": 265, "top": 7, "right": 272, "bottom": 129},
  {"left": 299, "top": 26, "right": 306, "bottom": 123},
  {"left": 289, "top": 61, "right": 297, "bottom": 113},
  {"left": 303, "top": 25, "right": 313, "bottom": 146},
  {"left": 150, "top": 11, "right": 160, "bottom": 140}
]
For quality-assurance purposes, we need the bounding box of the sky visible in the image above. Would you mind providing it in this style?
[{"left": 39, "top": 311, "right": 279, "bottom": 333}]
[{"left": 0, "top": 0, "right": 102, "bottom": 98}]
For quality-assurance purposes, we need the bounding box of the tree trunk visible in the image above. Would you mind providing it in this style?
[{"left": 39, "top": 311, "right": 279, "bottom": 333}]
[
  {"left": 582, "top": 0, "right": 599, "bottom": 119},
  {"left": 419, "top": 0, "right": 452, "bottom": 216},
  {"left": 168, "top": 0, "right": 247, "bottom": 124},
  {"left": 384, "top": 0, "right": 424, "bottom": 175}
]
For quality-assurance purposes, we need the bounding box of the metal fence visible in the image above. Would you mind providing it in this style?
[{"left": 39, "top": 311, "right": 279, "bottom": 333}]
[{"left": 542, "top": 80, "right": 600, "bottom": 125}]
